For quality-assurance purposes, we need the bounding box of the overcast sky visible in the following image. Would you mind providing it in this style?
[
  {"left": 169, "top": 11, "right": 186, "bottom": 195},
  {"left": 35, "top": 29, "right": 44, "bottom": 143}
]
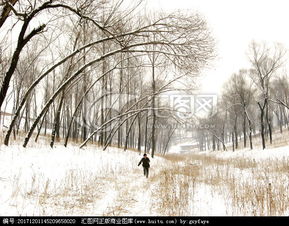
[{"left": 146, "top": 0, "right": 289, "bottom": 94}]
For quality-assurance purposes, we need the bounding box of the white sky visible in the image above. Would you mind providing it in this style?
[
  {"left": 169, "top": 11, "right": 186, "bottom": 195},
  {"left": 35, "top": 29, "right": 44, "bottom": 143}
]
[{"left": 146, "top": 0, "right": 289, "bottom": 94}]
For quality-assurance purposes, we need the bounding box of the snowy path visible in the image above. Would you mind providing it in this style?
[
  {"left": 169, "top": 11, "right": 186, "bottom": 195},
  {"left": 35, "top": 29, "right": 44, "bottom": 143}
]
[
  {"left": 0, "top": 145, "right": 165, "bottom": 216},
  {"left": 102, "top": 175, "right": 152, "bottom": 215},
  {"left": 97, "top": 167, "right": 162, "bottom": 216},
  {"left": 1, "top": 144, "right": 289, "bottom": 216},
  {"left": 0, "top": 144, "right": 237, "bottom": 216}
]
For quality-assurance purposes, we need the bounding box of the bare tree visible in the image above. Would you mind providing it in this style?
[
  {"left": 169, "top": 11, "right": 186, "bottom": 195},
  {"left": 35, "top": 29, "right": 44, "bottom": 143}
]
[
  {"left": 248, "top": 41, "right": 286, "bottom": 149},
  {"left": 226, "top": 70, "right": 256, "bottom": 149},
  {"left": 0, "top": 0, "right": 19, "bottom": 29},
  {"left": 1, "top": 1, "right": 214, "bottom": 157}
]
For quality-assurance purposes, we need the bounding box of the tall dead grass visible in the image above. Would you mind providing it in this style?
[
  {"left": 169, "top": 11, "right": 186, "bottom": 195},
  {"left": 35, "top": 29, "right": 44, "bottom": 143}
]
[
  {"left": 186, "top": 152, "right": 289, "bottom": 215},
  {"left": 9, "top": 166, "right": 117, "bottom": 215},
  {"left": 155, "top": 163, "right": 198, "bottom": 215},
  {"left": 156, "top": 151, "right": 289, "bottom": 215}
]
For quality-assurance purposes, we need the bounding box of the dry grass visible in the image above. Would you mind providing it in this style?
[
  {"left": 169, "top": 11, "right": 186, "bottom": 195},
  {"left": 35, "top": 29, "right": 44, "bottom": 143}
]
[
  {"left": 36, "top": 172, "right": 102, "bottom": 213},
  {"left": 162, "top": 153, "right": 189, "bottom": 162},
  {"left": 154, "top": 150, "right": 289, "bottom": 216},
  {"left": 3, "top": 126, "right": 289, "bottom": 216},
  {"left": 7, "top": 165, "right": 120, "bottom": 215},
  {"left": 184, "top": 152, "right": 289, "bottom": 215},
  {"left": 155, "top": 162, "right": 199, "bottom": 216},
  {"left": 225, "top": 173, "right": 289, "bottom": 216}
]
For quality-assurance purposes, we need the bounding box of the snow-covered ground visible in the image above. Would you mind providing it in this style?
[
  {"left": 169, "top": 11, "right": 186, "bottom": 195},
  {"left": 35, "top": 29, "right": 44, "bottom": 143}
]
[
  {"left": 0, "top": 143, "right": 165, "bottom": 216},
  {"left": 0, "top": 141, "right": 288, "bottom": 216},
  {"left": 184, "top": 146, "right": 289, "bottom": 216},
  {"left": 198, "top": 145, "right": 289, "bottom": 161}
]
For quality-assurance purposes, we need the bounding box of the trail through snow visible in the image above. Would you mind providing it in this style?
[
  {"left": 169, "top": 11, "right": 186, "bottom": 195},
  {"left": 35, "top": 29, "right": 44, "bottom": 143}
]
[
  {"left": 1, "top": 143, "right": 289, "bottom": 216},
  {"left": 0, "top": 144, "right": 164, "bottom": 216}
]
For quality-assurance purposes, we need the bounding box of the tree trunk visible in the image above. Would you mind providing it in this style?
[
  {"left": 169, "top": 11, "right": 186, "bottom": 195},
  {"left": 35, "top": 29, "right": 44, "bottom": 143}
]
[
  {"left": 50, "top": 91, "right": 65, "bottom": 148},
  {"left": 258, "top": 102, "right": 266, "bottom": 150},
  {"left": 266, "top": 105, "right": 273, "bottom": 144},
  {"left": 0, "top": 0, "right": 19, "bottom": 29},
  {"left": 124, "top": 114, "right": 139, "bottom": 151},
  {"left": 151, "top": 51, "right": 156, "bottom": 158},
  {"left": 232, "top": 131, "right": 235, "bottom": 152},
  {"left": 137, "top": 113, "right": 142, "bottom": 153},
  {"left": 234, "top": 116, "right": 238, "bottom": 149},
  {"left": 212, "top": 135, "right": 216, "bottom": 151},
  {"left": 35, "top": 108, "right": 49, "bottom": 142},
  {"left": 144, "top": 109, "right": 149, "bottom": 153},
  {"left": 0, "top": 21, "right": 45, "bottom": 110},
  {"left": 243, "top": 112, "right": 247, "bottom": 148}
]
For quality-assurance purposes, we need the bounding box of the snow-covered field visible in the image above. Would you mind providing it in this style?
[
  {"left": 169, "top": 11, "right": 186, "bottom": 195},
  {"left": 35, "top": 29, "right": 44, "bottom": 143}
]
[
  {"left": 0, "top": 143, "right": 165, "bottom": 216},
  {"left": 0, "top": 141, "right": 289, "bottom": 216},
  {"left": 199, "top": 145, "right": 289, "bottom": 161},
  {"left": 183, "top": 147, "right": 289, "bottom": 215}
]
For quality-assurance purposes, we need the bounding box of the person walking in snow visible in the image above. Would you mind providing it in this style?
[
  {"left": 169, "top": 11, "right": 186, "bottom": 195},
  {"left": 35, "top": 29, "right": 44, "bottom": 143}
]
[{"left": 138, "top": 153, "right": 150, "bottom": 178}]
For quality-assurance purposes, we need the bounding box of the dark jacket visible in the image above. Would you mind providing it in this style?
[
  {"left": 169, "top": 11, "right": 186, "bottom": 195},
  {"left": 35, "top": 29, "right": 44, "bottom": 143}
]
[{"left": 138, "top": 157, "right": 150, "bottom": 168}]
